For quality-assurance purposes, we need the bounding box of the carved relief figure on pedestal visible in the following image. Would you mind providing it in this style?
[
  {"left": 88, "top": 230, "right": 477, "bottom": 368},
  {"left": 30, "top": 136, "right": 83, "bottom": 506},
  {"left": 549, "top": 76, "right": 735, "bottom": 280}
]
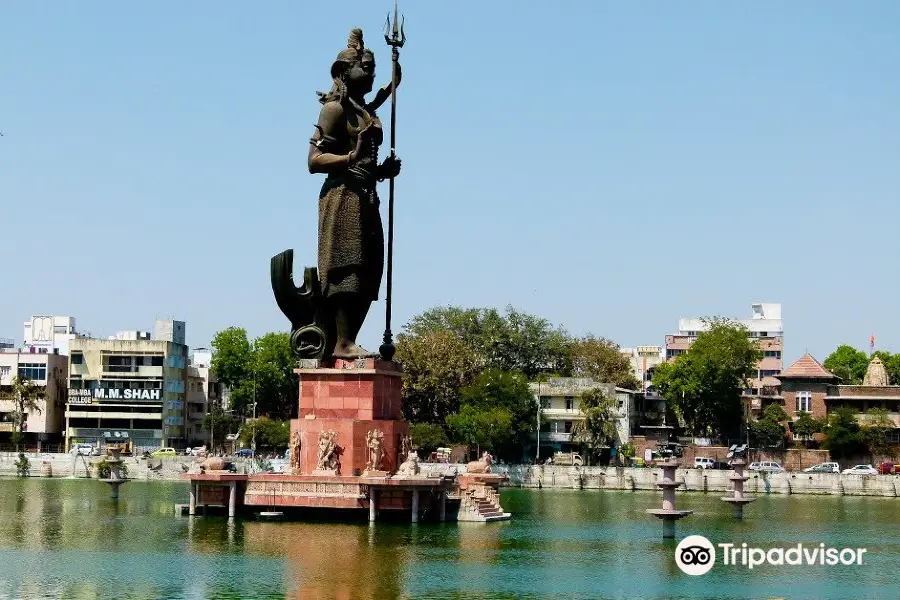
[
  {"left": 316, "top": 430, "right": 340, "bottom": 471},
  {"left": 365, "top": 429, "right": 385, "bottom": 472},
  {"left": 466, "top": 452, "right": 493, "bottom": 474},
  {"left": 290, "top": 429, "right": 302, "bottom": 472},
  {"left": 396, "top": 451, "right": 420, "bottom": 476}
]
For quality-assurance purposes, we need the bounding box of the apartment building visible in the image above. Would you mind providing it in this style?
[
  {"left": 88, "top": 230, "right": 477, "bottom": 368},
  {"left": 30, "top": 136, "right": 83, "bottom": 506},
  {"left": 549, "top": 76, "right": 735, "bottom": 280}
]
[
  {"left": 65, "top": 320, "right": 188, "bottom": 452},
  {"left": 185, "top": 347, "right": 223, "bottom": 445},
  {"left": 665, "top": 302, "right": 784, "bottom": 404},
  {"left": 620, "top": 345, "right": 665, "bottom": 394},
  {"left": 0, "top": 347, "right": 69, "bottom": 445},
  {"left": 530, "top": 378, "right": 637, "bottom": 460}
]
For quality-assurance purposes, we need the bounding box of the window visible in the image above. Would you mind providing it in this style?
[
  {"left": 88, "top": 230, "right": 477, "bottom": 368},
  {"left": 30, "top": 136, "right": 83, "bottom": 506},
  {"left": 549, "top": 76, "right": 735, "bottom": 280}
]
[
  {"left": 18, "top": 363, "right": 47, "bottom": 381},
  {"left": 764, "top": 350, "right": 782, "bottom": 358},
  {"left": 564, "top": 421, "right": 573, "bottom": 433},
  {"left": 565, "top": 396, "right": 574, "bottom": 411},
  {"left": 539, "top": 396, "right": 550, "bottom": 409},
  {"left": 797, "top": 391, "right": 812, "bottom": 413},
  {"left": 0, "top": 366, "right": 10, "bottom": 378},
  {"left": 71, "top": 353, "right": 84, "bottom": 365}
]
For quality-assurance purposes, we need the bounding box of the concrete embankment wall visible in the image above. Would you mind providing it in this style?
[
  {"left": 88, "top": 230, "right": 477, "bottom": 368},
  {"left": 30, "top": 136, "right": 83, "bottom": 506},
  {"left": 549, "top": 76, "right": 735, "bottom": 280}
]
[
  {"left": 0, "top": 453, "right": 236, "bottom": 481},
  {"left": 489, "top": 465, "right": 900, "bottom": 497}
]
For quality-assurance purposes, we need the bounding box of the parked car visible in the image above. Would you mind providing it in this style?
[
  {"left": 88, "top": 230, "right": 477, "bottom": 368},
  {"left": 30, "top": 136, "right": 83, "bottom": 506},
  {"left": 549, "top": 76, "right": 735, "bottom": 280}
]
[
  {"left": 69, "top": 444, "right": 98, "bottom": 456},
  {"left": 552, "top": 451, "right": 583, "bottom": 466},
  {"left": 694, "top": 457, "right": 715, "bottom": 470},
  {"left": 234, "top": 448, "right": 255, "bottom": 458},
  {"left": 748, "top": 461, "right": 785, "bottom": 473},
  {"left": 842, "top": 464, "right": 878, "bottom": 475},
  {"left": 878, "top": 462, "right": 900, "bottom": 475},
  {"left": 802, "top": 462, "right": 840, "bottom": 474},
  {"left": 151, "top": 447, "right": 177, "bottom": 457}
]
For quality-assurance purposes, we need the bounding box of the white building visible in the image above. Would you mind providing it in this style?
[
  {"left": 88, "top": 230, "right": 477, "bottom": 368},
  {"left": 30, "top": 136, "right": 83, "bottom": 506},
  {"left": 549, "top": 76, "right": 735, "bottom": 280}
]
[
  {"left": 185, "top": 347, "right": 223, "bottom": 445},
  {"left": 530, "top": 378, "right": 637, "bottom": 461},
  {"left": 620, "top": 345, "right": 665, "bottom": 394},
  {"left": 65, "top": 320, "right": 189, "bottom": 452},
  {"left": 0, "top": 347, "right": 69, "bottom": 445},
  {"left": 23, "top": 316, "right": 79, "bottom": 356}
]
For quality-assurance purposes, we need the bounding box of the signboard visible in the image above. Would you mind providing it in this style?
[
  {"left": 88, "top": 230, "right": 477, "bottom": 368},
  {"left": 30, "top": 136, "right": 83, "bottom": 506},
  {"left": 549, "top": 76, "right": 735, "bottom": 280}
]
[
  {"left": 68, "top": 388, "right": 162, "bottom": 403},
  {"left": 71, "top": 428, "right": 163, "bottom": 439}
]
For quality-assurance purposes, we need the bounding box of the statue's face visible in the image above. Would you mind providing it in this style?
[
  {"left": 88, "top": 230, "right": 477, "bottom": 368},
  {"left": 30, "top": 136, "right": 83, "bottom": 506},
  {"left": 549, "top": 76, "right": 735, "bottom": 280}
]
[{"left": 346, "top": 55, "right": 375, "bottom": 95}]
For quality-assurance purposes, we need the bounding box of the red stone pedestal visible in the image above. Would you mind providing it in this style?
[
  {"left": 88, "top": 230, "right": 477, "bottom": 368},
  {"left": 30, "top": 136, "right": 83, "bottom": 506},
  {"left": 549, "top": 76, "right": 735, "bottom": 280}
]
[{"left": 291, "top": 358, "right": 408, "bottom": 476}]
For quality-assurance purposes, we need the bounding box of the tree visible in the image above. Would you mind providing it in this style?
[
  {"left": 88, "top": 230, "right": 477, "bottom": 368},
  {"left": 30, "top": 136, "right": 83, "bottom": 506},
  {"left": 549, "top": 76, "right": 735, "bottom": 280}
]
[
  {"left": 568, "top": 335, "right": 641, "bottom": 390},
  {"left": 211, "top": 328, "right": 296, "bottom": 419},
  {"left": 823, "top": 345, "right": 868, "bottom": 384},
  {"left": 792, "top": 411, "right": 825, "bottom": 444},
  {"left": 405, "top": 305, "right": 572, "bottom": 379},
  {"left": 571, "top": 388, "right": 618, "bottom": 462},
  {"left": 10, "top": 376, "right": 41, "bottom": 451},
  {"left": 651, "top": 318, "right": 761, "bottom": 438},
  {"left": 445, "top": 404, "right": 513, "bottom": 458},
  {"left": 239, "top": 416, "right": 290, "bottom": 451},
  {"left": 861, "top": 407, "right": 897, "bottom": 460},
  {"left": 203, "top": 406, "right": 240, "bottom": 453},
  {"left": 823, "top": 406, "right": 866, "bottom": 460},
  {"left": 211, "top": 327, "right": 254, "bottom": 412},
  {"left": 408, "top": 422, "right": 449, "bottom": 457},
  {"left": 458, "top": 368, "right": 538, "bottom": 458},
  {"left": 252, "top": 332, "right": 296, "bottom": 419},
  {"left": 395, "top": 330, "right": 480, "bottom": 424},
  {"left": 749, "top": 404, "right": 788, "bottom": 448}
]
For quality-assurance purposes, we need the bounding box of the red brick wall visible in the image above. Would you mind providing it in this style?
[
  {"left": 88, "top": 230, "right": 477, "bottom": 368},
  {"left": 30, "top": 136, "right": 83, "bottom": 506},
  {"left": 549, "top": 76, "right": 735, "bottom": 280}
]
[{"left": 781, "top": 381, "right": 829, "bottom": 419}]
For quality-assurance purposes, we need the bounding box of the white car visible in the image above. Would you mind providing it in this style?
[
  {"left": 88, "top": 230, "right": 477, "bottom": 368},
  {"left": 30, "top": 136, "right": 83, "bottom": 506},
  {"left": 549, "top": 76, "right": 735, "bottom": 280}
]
[
  {"left": 748, "top": 461, "right": 785, "bottom": 473},
  {"left": 694, "top": 457, "right": 715, "bottom": 469},
  {"left": 802, "top": 462, "right": 840, "bottom": 474},
  {"left": 842, "top": 464, "right": 878, "bottom": 475}
]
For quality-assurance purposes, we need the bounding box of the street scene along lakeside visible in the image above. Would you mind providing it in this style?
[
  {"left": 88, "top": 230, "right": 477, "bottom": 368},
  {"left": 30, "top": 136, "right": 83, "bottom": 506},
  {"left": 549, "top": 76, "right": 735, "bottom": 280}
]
[{"left": 2, "top": 2, "right": 900, "bottom": 599}]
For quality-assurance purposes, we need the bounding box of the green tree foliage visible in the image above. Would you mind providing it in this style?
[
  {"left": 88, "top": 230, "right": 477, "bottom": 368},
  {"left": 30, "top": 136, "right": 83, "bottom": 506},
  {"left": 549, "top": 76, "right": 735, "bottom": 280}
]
[
  {"left": 239, "top": 416, "right": 290, "bottom": 451},
  {"left": 792, "top": 411, "right": 826, "bottom": 440},
  {"left": 10, "top": 376, "right": 41, "bottom": 451},
  {"left": 749, "top": 404, "right": 788, "bottom": 448},
  {"left": 861, "top": 407, "right": 897, "bottom": 459},
  {"left": 823, "top": 345, "right": 869, "bottom": 384},
  {"left": 408, "top": 422, "right": 450, "bottom": 457},
  {"left": 395, "top": 330, "right": 480, "bottom": 424},
  {"left": 651, "top": 318, "right": 762, "bottom": 438},
  {"left": 569, "top": 336, "right": 642, "bottom": 390},
  {"left": 202, "top": 405, "right": 241, "bottom": 452},
  {"left": 458, "top": 369, "right": 538, "bottom": 457},
  {"left": 211, "top": 328, "right": 295, "bottom": 419},
  {"left": 823, "top": 406, "right": 866, "bottom": 460},
  {"left": 252, "top": 332, "right": 297, "bottom": 418},
  {"left": 445, "top": 404, "right": 513, "bottom": 457},
  {"left": 405, "top": 305, "right": 571, "bottom": 378},
  {"left": 571, "top": 388, "right": 618, "bottom": 460}
]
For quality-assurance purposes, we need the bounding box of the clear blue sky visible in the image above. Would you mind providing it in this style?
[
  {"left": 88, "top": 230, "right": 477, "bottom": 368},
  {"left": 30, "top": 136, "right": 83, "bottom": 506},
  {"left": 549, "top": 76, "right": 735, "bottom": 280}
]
[{"left": 2, "top": 2, "right": 898, "bottom": 364}]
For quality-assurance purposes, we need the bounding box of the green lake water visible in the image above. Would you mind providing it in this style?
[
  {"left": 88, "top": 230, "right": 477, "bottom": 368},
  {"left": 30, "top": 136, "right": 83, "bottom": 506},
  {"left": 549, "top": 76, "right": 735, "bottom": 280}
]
[{"left": 0, "top": 478, "right": 897, "bottom": 599}]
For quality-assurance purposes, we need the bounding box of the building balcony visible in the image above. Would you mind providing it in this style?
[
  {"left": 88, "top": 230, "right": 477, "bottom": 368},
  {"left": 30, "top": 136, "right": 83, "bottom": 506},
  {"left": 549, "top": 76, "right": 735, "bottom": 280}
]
[
  {"left": 538, "top": 432, "right": 573, "bottom": 443},
  {"left": 541, "top": 408, "right": 584, "bottom": 418}
]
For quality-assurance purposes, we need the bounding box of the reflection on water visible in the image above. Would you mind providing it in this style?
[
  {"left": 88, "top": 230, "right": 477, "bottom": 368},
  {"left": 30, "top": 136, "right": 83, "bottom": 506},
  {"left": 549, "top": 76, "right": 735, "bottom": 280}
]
[{"left": 0, "top": 478, "right": 899, "bottom": 599}]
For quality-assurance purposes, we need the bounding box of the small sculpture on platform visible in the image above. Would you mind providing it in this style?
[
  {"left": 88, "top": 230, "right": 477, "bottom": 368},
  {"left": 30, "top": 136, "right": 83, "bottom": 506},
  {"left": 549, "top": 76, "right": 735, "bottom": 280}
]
[
  {"left": 396, "top": 451, "right": 420, "bottom": 476},
  {"left": 365, "top": 429, "right": 385, "bottom": 472},
  {"left": 466, "top": 452, "right": 493, "bottom": 474},
  {"left": 290, "top": 430, "right": 302, "bottom": 473},
  {"left": 316, "top": 430, "right": 340, "bottom": 472}
]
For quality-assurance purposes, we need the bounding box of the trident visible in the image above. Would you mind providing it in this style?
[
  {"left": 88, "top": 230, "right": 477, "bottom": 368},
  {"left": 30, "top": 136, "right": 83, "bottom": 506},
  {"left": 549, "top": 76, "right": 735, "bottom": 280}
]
[{"left": 378, "top": 0, "right": 406, "bottom": 362}]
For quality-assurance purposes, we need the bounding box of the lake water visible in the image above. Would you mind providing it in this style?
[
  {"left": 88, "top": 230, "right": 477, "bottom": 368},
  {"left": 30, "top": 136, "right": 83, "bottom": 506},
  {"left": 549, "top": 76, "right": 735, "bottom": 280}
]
[{"left": 0, "top": 478, "right": 897, "bottom": 599}]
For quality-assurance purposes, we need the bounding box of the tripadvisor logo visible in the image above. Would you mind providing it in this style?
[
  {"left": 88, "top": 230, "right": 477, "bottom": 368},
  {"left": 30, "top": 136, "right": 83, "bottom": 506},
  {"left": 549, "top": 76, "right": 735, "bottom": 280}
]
[{"left": 675, "top": 535, "right": 868, "bottom": 575}]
